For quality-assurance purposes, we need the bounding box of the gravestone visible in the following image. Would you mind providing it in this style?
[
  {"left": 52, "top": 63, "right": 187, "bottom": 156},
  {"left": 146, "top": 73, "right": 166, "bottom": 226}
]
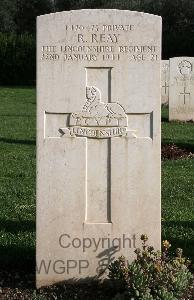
[
  {"left": 169, "top": 57, "right": 194, "bottom": 121},
  {"left": 161, "top": 60, "right": 169, "bottom": 104},
  {"left": 37, "top": 9, "right": 161, "bottom": 288}
]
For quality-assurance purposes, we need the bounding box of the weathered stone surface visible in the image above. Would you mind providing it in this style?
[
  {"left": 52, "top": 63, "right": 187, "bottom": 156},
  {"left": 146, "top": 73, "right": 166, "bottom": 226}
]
[
  {"left": 37, "top": 9, "right": 161, "bottom": 288},
  {"left": 169, "top": 57, "right": 194, "bottom": 121},
  {"left": 161, "top": 60, "right": 169, "bottom": 104}
]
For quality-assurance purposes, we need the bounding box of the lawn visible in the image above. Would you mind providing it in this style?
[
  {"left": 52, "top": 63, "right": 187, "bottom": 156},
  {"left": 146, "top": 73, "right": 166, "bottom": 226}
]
[
  {"left": 0, "top": 87, "right": 193, "bottom": 278},
  {"left": 161, "top": 105, "right": 194, "bottom": 260},
  {"left": 0, "top": 87, "right": 36, "bottom": 272}
]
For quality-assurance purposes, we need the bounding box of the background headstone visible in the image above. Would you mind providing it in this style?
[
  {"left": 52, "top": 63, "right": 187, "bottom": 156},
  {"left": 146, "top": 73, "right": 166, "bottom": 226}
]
[
  {"left": 161, "top": 60, "right": 169, "bottom": 104},
  {"left": 169, "top": 57, "right": 194, "bottom": 121},
  {"left": 37, "top": 9, "right": 161, "bottom": 288}
]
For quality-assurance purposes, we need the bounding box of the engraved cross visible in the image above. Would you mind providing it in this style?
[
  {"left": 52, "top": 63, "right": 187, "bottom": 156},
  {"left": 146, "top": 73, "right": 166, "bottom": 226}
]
[
  {"left": 162, "top": 81, "right": 169, "bottom": 95},
  {"left": 180, "top": 86, "right": 190, "bottom": 105},
  {"left": 46, "top": 67, "right": 153, "bottom": 226}
]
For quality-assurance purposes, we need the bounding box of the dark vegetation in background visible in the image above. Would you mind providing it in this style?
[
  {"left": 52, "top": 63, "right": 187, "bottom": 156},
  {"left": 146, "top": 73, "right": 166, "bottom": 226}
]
[
  {"left": 0, "top": 0, "right": 194, "bottom": 85},
  {"left": 0, "top": 33, "right": 35, "bottom": 85}
]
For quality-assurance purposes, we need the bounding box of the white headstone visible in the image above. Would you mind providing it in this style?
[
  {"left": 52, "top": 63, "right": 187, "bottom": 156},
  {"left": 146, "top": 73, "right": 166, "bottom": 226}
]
[
  {"left": 37, "top": 9, "right": 161, "bottom": 288},
  {"left": 161, "top": 60, "right": 169, "bottom": 104},
  {"left": 169, "top": 57, "right": 194, "bottom": 121}
]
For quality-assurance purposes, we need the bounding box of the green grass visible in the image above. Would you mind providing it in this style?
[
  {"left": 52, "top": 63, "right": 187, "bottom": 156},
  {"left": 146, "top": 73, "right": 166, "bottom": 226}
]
[
  {"left": 162, "top": 105, "right": 194, "bottom": 150},
  {"left": 0, "top": 87, "right": 36, "bottom": 270},
  {"left": 161, "top": 105, "right": 194, "bottom": 259},
  {"left": 0, "top": 90, "right": 193, "bottom": 274}
]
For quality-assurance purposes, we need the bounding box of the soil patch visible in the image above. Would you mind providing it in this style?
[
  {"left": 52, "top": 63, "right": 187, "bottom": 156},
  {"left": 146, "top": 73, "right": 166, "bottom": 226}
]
[{"left": 162, "top": 144, "right": 194, "bottom": 160}]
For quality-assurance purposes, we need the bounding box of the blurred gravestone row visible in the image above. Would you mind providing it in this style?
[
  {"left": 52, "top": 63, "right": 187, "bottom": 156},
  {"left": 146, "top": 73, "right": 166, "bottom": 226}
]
[{"left": 161, "top": 57, "right": 194, "bottom": 122}]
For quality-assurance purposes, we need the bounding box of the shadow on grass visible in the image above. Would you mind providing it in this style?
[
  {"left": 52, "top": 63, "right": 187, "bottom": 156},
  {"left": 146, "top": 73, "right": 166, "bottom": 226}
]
[
  {"left": 162, "top": 140, "right": 194, "bottom": 152},
  {"left": 0, "top": 137, "right": 36, "bottom": 145},
  {"left": 0, "top": 219, "right": 35, "bottom": 233},
  {"left": 162, "top": 220, "right": 194, "bottom": 227},
  {"left": 0, "top": 244, "right": 35, "bottom": 288},
  {"left": 162, "top": 220, "right": 194, "bottom": 261},
  {"left": 0, "top": 219, "right": 35, "bottom": 287},
  {"left": 161, "top": 115, "right": 169, "bottom": 122},
  {"left": 175, "top": 142, "right": 194, "bottom": 152},
  {"left": 0, "top": 85, "right": 35, "bottom": 89}
]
